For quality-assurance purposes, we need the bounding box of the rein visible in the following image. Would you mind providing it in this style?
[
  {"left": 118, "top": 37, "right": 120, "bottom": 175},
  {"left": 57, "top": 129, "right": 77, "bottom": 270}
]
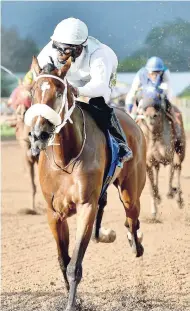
[{"left": 45, "top": 105, "right": 86, "bottom": 172}]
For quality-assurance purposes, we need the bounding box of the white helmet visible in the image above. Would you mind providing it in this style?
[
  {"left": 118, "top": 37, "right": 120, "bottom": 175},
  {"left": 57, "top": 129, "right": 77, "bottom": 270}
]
[{"left": 50, "top": 17, "right": 88, "bottom": 45}]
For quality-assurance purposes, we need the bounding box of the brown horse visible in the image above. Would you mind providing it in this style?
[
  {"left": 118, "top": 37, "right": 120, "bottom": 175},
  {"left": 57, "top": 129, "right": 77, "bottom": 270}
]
[
  {"left": 137, "top": 94, "right": 186, "bottom": 218},
  {"left": 24, "top": 56, "right": 146, "bottom": 311}
]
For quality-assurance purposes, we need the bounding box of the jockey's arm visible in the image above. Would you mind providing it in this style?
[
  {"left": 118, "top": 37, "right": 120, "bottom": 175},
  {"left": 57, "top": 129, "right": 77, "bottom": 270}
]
[
  {"left": 162, "top": 69, "right": 173, "bottom": 102},
  {"left": 77, "top": 49, "right": 118, "bottom": 103},
  {"left": 125, "top": 72, "right": 141, "bottom": 112}
]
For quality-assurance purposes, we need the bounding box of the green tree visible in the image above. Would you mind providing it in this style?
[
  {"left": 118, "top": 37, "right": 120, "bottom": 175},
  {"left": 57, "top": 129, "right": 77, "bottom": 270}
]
[
  {"left": 179, "top": 85, "right": 190, "bottom": 98},
  {"left": 119, "top": 19, "right": 190, "bottom": 72},
  {"left": 1, "top": 26, "right": 39, "bottom": 72},
  {"left": 1, "top": 71, "right": 14, "bottom": 97}
]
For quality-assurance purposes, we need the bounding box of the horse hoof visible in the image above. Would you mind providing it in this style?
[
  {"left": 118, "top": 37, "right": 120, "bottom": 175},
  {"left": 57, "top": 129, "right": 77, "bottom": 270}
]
[
  {"left": 177, "top": 199, "right": 184, "bottom": 209},
  {"left": 151, "top": 212, "right": 157, "bottom": 220},
  {"left": 98, "top": 227, "right": 116, "bottom": 243},
  {"left": 137, "top": 231, "right": 143, "bottom": 244},
  {"left": 136, "top": 244, "right": 144, "bottom": 257},
  {"left": 127, "top": 232, "right": 144, "bottom": 257},
  {"left": 65, "top": 307, "right": 75, "bottom": 311},
  {"left": 167, "top": 188, "right": 177, "bottom": 199},
  {"left": 167, "top": 192, "right": 174, "bottom": 199}
]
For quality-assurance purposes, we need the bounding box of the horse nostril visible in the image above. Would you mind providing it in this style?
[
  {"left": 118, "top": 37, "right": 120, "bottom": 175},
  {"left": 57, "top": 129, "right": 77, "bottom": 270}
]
[
  {"left": 39, "top": 131, "right": 50, "bottom": 141},
  {"left": 151, "top": 114, "right": 157, "bottom": 119}
]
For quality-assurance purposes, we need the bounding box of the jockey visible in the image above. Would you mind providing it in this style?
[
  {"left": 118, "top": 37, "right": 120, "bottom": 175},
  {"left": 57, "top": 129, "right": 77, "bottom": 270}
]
[
  {"left": 125, "top": 57, "right": 173, "bottom": 114},
  {"left": 24, "top": 17, "right": 132, "bottom": 162},
  {"left": 125, "top": 56, "right": 181, "bottom": 138}
]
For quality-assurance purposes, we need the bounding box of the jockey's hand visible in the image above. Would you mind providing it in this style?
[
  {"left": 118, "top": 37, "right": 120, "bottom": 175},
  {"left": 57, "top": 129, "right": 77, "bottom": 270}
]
[{"left": 69, "top": 85, "right": 79, "bottom": 98}]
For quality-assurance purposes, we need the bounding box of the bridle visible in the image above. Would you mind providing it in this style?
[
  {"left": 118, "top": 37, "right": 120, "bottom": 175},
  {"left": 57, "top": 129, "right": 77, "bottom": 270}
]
[
  {"left": 28, "top": 73, "right": 86, "bottom": 171},
  {"left": 34, "top": 74, "right": 76, "bottom": 133}
]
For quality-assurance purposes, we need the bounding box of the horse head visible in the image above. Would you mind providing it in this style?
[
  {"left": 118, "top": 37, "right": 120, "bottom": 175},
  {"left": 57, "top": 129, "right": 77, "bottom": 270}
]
[
  {"left": 138, "top": 87, "right": 165, "bottom": 130},
  {"left": 24, "top": 56, "right": 74, "bottom": 156}
]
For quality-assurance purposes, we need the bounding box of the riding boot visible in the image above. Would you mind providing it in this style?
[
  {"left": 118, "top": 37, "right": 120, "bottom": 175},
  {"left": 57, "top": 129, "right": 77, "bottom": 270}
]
[
  {"left": 109, "top": 110, "right": 133, "bottom": 162},
  {"left": 81, "top": 97, "right": 133, "bottom": 162}
]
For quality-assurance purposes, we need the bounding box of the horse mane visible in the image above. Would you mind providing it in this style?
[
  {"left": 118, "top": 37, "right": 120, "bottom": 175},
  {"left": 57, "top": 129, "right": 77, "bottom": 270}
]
[
  {"left": 42, "top": 57, "right": 57, "bottom": 74},
  {"left": 42, "top": 63, "right": 57, "bottom": 74}
]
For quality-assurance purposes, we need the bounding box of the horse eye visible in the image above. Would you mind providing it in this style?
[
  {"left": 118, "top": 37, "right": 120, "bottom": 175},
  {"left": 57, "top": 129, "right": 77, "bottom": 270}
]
[{"left": 57, "top": 93, "right": 62, "bottom": 98}]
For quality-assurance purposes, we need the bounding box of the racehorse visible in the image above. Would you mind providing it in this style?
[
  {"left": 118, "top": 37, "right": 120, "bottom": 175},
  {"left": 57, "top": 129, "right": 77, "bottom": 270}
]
[
  {"left": 24, "top": 56, "right": 146, "bottom": 311},
  {"left": 136, "top": 91, "right": 186, "bottom": 218},
  {"left": 6, "top": 88, "right": 38, "bottom": 213}
]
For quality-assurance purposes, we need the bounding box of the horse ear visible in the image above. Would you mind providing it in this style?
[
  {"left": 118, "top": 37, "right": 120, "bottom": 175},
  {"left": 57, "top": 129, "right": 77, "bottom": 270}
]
[
  {"left": 58, "top": 57, "right": 72, "bottom": 78},
  {"left": 31, "top": 56, "right": 41, "bottom": 76}
]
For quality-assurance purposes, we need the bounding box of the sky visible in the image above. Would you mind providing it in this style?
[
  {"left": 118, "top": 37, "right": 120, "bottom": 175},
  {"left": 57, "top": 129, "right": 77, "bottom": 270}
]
[{"left": 2, "top": 1, "right": 190, "bottom": 59}]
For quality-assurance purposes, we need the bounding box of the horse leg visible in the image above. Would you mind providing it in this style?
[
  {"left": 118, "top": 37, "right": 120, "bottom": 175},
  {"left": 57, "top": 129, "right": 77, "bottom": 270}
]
[
  {"left": 65, "top": 202, "right": 97, "bottom": 311},
  {"left": 167, "top": 164, "right": 176, "bottom": 199},
  {"left": 117, "top": 183, "right": 143, "bottom": 258},
  {"left": 23, "top": 152, "right": 37, "bottom": 212},
  {"left": 47, "top": 208, "right": 70, "bottom": 292},
  {"left": 176, "top": 164, "right": 184, "bottom": 208},
  {"left": 91, "top": 192, "right": 116, "bottom": 243},
  {"left": 28, "top": 160, "right": 37, "bottom": 211},
  {"left": 155, "top": 164, "right": 161, "bottom": 204},
  {"left": 147, "top": 166, "right": 158, "bottom": 218}
]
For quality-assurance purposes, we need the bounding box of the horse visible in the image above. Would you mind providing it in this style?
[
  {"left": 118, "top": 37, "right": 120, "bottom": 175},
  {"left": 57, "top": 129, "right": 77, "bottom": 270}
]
[
  {"left": 136, "top": 92, "right": 186, "bottom": 218},
  {"left": 6, "top": 91, "right": 38, "bottom": 213},
  {"left": 24, "top": 56, "right": 146, "bottom": 311}
]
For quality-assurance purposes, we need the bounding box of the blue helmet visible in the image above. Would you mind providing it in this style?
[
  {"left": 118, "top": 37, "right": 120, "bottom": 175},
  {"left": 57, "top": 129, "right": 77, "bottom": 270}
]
[{"left": 145, "top": 57, "right": 164, "bottom": 72}]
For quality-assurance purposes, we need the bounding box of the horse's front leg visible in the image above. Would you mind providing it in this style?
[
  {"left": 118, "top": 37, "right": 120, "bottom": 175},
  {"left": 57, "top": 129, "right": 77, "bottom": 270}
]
[
  {"left": 154, "top": 164, "right": 161, "bottom": 204},
  {"left": 176, "top": 164, "right": 184, "bottom": 208},
  {"left": 65, "top": 201, "right": 97, "bottom": 311},
  {"left": 147, "top": 165, "right": 158, "bottom": 218},
  {"left": 47, "top": 208, "right": 70, "bottom": 292}
]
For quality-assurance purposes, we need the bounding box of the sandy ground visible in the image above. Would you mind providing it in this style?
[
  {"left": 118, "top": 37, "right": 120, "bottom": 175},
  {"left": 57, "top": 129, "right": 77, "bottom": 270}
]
[{"left": 1, "top": 138, "right": 190, "bottom": 311}]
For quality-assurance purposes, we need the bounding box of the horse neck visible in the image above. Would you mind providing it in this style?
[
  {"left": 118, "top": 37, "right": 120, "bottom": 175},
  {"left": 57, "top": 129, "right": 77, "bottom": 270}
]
[
  {"left": 52, "top": 104, "right": 84, "bottom": 167},
  {"left": 148, "top": 111, "right": 173, "bottom": 145},
  {"left": 162, "top": 112, "right": 174, "bottom": 145}
]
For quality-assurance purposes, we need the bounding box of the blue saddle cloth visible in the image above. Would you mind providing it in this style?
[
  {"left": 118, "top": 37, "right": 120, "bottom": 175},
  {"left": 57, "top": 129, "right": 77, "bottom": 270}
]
[{"left": 99, "top": 130, "right": 120, "bottom": 203}]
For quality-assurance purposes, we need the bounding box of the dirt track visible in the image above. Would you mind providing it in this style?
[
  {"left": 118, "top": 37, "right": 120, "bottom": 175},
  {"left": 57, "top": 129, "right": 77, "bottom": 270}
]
[{"left": 1, "top": 138, "right": 190, "bottom": 311}]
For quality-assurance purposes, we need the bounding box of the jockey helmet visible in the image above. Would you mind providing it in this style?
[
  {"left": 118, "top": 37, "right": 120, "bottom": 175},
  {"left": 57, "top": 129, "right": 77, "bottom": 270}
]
[
  {"left": 145, "top": 57, "right": 164, "bottom": 72},
  {"left": 50, "top": 18, "right": 88, "bottom": 46}
]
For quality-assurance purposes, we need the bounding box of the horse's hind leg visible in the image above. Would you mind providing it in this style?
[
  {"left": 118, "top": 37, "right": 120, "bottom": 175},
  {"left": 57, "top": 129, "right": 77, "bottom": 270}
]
[
  {"left": 176, "top": 164, "right": 184, "bottom": 208},
  {"left": 91, "top": 192, "right": 116, "bottom": 243},
  {"left": 167, "top": 164, "right": 176, "bottom": 199},
  {"left": 66, "top": 201, "right": 97, "bottom": 311},
  {"left": 47, "top": 208, "right": 70, "bottom": 292},
  {"left": 117, "top": 184, "right": 143, "bottom": 257}
]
